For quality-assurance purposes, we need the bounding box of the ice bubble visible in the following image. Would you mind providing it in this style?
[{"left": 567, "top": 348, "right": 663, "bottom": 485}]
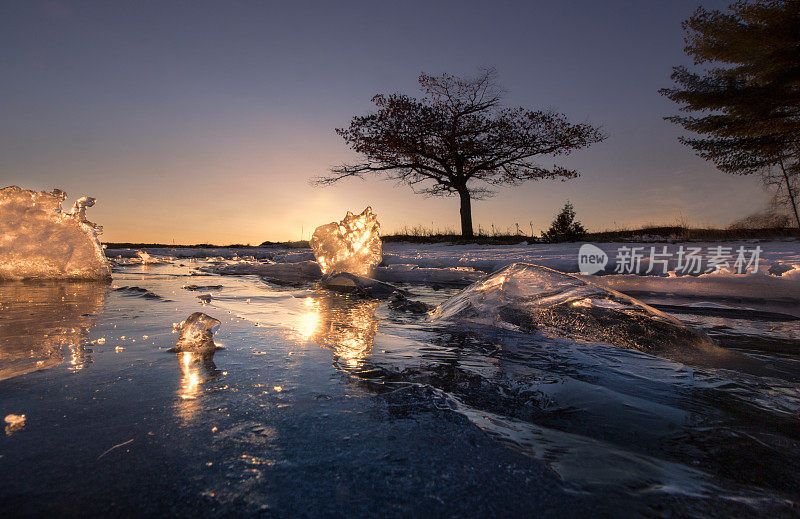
[
  {"left": 310, "top": 207, "right": 381, "bottom": 277},
  {"left": 0, "top": 186, "right": 111, "bottom": 280},
  {"left": 171, "top": 312, "right": 221, "bottom": 355}
]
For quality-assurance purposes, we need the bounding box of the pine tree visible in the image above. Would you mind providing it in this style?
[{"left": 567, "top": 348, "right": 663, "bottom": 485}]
[
  {"left": 542, "top": 201, "right": 587, "bottom": 242},
  {"left": 660, "top": 0, "right": 800, "bottom": 228}
]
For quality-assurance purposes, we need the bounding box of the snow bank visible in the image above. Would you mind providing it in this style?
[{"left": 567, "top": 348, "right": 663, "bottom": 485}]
[
  {"left": 592, "top": 266, "right": 800, "bottom": 303},
  {"left": 382, "top": 241, "right": 800, "bottom": 275},
  {"left": 0, "top": 186, "right": 111, "bottom": 280},
  {"left": 383, "top": 241, "right": 800, "bottom": 302}
]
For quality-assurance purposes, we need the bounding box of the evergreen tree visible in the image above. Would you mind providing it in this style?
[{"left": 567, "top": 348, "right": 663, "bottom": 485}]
[
  {"left": 660, "top": 0, "right": 800, "bottom": 228},
  {"left": 542, "top": 201, "right": 587, "bottom": 242}
]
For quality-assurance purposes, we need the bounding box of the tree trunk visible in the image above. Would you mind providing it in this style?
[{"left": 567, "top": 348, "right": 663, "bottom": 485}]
[
  {"left": 778, "top": 158, "right": 800, "bottom": 229},
  {"left": 458, "top": 188, "right": 474, "bottom": 238}
]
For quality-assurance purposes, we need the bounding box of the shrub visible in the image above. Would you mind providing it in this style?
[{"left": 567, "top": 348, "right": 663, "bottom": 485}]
[{"left": 542, "top": 201, "right": 587, "bottom": 242}]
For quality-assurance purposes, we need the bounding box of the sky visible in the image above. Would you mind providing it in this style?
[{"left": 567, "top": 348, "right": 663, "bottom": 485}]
[{"left": 0, "top": 0, "right": 770, "bottom": 244}]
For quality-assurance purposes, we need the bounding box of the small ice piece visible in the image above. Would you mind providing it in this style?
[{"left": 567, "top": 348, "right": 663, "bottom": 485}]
[
  {"left": 70, "top": 196, "right": 96, "bottom": 223},
  {"left": 310, "top": 207, "right": 382, "bottom": 277},
  {"left": 171, "top": 312, "right": 221, "bottom": 355},
  {"left": 0, "top": 186, "right": 111, "bottom": 280},
  {"left": 388, "top": 291, "right": 433, "bottom": 313},
  {"left": 432, "top": 263, "right": 716, "bottom": 355},
  {"left": 5, "top": 413, "right": 26, "bottom": 435}
]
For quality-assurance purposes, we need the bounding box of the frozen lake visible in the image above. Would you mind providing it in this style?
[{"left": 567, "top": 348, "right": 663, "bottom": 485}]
[{"left": 1, "top": 246, "right": 799, "bottom": 517}]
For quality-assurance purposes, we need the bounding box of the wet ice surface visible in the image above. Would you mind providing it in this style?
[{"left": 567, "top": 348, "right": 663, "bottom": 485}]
[{"left": 1, "top": 256, "right": 800, "bottom": 517}]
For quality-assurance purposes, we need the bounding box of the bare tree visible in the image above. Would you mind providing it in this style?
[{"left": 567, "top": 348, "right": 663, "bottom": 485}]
[{"left": 315, "top": 68, "right": 605, "bottom": 237}]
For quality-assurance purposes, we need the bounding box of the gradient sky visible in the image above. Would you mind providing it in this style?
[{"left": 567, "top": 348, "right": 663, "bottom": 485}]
[{"left": 1, "top": 0, "right": 770, "bottom": 244}]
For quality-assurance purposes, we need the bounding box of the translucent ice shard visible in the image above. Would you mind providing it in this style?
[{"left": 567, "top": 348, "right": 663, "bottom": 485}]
[
  {"left": 310, "top": 207, "right": 382, "bottom": 277},
  {"left": 172, "top": 312, "right": 221, "bottom": 355},
  {"left": 0, "top": 186, "right": 111, "bottom": 280},
  {"left": 432, "top": 263, "right": 716, "bottom": 355},
  {"left": 4, "top": 413, "right": 26, "bottom": 435}
]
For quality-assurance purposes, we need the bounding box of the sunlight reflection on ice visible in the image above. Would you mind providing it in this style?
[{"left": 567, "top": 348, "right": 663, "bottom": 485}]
[
  {"left": 175, "top": 351, "right": 220, "bottom": 424},
  {"left": 0, "top": 282, "right": 104, "bottom": 380},
  {"left": 294, "top": 294, "right": 379, "bottom": 368}
]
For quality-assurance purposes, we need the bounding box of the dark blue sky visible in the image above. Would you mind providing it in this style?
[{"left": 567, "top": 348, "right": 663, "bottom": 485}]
[{"left": 0, "top": 0, "right": 764, "bottom": 243}]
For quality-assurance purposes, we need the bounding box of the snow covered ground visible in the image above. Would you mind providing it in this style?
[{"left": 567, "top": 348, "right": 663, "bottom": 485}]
[
  {"left": 382, "top": 241, "right": 800, "bottom": 304},
  {"left": 382, "top": 240, "right": 800, "bottom": 275},
  {"left": 107, "top": 239, "right": 800, "bottom": 304}
]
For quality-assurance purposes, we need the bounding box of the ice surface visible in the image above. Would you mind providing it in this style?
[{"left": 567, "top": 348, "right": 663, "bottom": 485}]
[
  {"left": 0, "top": 186, "right": 111, "bottom": 280},
  {"left": 110, "top": 250, "right": 172, "bottom": 265},
  {"left": 2, "top": 256, "right": 799, "bottom": 514},
  {"left": 207, "top": 260, "right": 322, "bottom": 285},
  {"left": 172, "top": 312, "right": 221, "bottom": 354},
  {"left": 373, "top": 264, "right": 484, "bottom": 286},
  {"left": 432, "top": 263, "right": 717, "bottom": 356},
  {"left": 0, "top": 281, "right": 103, "bottom": 380},
  {"left": 205, "top": 259, "right": 482, "bottom": 288},
  {"left": 320, "top": 271, "right": 400, "bottom": 298},
  {"left": 310, "top": 207, "right": 382, "bottom": 277}
]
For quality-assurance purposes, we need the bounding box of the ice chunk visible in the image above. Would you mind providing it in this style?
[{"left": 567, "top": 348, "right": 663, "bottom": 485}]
[
  {"left": 310, "top": 207, "right": 381, "bottom": 277},
  {"left": 70, "top": 196, "right": 97, "bottom": 222},
  {"left": 388, "top": 292, "right": 433, "bottom": 313},
  {"left": 171, "top": 312, "right": 221, "bottom": 355},
  {"left": 109, "top": 250, "right": 171, "bottom": 266},
  {"left": 432, "top": 263, "right": 716, "bottom": 355},
  {"left": 4, "top": 413, "right": 26, "bottom": 435},
  {"left": 0, "top": 186, "right": 111, "bottom": 280}
]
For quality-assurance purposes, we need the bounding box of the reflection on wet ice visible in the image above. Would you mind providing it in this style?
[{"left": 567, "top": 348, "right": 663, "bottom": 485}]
[
  {"left": 0, "top": 281, "right": 104, "bottom": 380},
  {"left": 296, "top": 294, "right": 379, "bottom": 368},
  {"left": 175, "top": 351, "right": 220, "bottom": 424}
]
